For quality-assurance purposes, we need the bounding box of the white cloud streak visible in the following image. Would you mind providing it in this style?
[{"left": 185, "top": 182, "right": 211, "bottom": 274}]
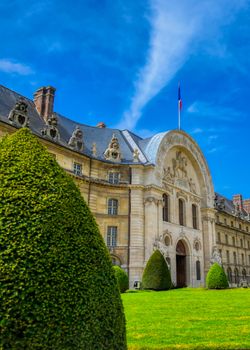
[
  {"left": 117, "top": 0, "right": 247, "bottom": 130},
  {"left": 0, "top": 59, "right": 33, "bottom": 75}
]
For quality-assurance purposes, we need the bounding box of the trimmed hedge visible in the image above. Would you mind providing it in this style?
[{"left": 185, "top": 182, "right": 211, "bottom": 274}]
[
  {"left": 113, "top": 266, "right": 129, "bottom": 293},
  {"left": 142, "top": 250, "right": 172, "bottom": 290},
  {"left": 0, "top": 129, "right": 127, "bottom": 350},
  {"left": 206, "top": 263, "right": 229, "bottom": 289}
]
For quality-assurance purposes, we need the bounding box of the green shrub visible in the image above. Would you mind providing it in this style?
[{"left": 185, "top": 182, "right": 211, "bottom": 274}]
[
  {"left": 142, "top": 250, "right": 172, "bottom": 291},
  {"left": 206, "top": 263, "right": 229, "bottom": 289},
  {"left": 113, "top": 266, "right": 129, "bottom": 293},
  {"left": 0, "top": 128, "right": 127, "bottom": 350}
]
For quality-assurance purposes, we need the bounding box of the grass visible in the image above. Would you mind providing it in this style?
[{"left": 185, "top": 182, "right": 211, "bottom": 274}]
[{"left": 122, "top": 288, "right": 250, "bottom": 349}]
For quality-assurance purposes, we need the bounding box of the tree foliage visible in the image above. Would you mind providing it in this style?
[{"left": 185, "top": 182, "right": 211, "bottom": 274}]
[
  {"left": 142, "top": 250, "right": 172, "bottom": 291},
  {"left": 0, "top": 128, "right": 127, "bottom": 350},
  {"left": 206, "top": 263, "right": 229, "bottom": 289},
  {"left": 113, "top": 266, "right": 129, "bottom": 293}
]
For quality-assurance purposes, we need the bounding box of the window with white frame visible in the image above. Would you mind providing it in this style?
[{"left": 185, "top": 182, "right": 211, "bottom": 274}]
[
  {"left": 107, "top": 226, "right": 117, "bottom": 247},
  {"left": 108, "top": 171, "right": 120, "bottom": 184},
  {"left": 73, "top": 162, "right": 82, "bottom": 176},
  {"left": 108, "top": 198, "right": 118, "bottom": 215}
]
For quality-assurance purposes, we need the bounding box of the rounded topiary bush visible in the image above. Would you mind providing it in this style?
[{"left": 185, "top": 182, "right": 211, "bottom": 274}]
[
  {"left": 206, "top": 263, "right": 229, "bottom": 289},
  {"left": 0, "top": 128, "right": 127, "bottom": 350},
  {"left": 142, "top": 250, "right": 172, "bottom": 290},
  {"left": 113, "top": 266, "right": 129, "bottom": 293}
]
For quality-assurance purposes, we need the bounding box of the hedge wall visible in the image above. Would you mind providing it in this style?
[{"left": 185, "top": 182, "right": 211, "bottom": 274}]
[
  {"left": 142, "top": 250, "right": 172, "bottom": 290},
  {"left": 0, "top": 128, "right": 127, "bottom": 349}
]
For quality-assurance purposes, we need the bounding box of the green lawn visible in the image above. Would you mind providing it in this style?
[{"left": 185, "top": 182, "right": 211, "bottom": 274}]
[{"left": 122, "top": 288, "right": 250, "bottom": 349}]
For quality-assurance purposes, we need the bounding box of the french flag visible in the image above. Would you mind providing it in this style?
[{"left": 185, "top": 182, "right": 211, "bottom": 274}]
[{"left": 178, "top": 83, "right": 182, "bottom": 111}]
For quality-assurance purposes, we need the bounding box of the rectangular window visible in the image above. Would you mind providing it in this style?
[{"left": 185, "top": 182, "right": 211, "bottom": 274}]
[
  {"left": 225, "top": 234, "right": 228, "bottom": 245},
  {"left": 73, "top": 162, "right": 82, "bottom": 176},
  {"left": 217, "top": 232, "right": 221, "bottom": 243},
  {"left": 231, "top": 221, "right": 234, "bottom": 227},
  {"left": 242, "top": 253, "right": 244, "bottom": 265},
  {"left": 240, "top": 239, "right": 243, "bottom": 248},
  {"left": 233, "top": 252, "right": 237, "bottom": 264},
  {"left": 108, "top": 172, "right": 119, "bottom": 184},
  {"left": 196, "top": 260, "right": 201, "bottom": 280},
  {"left": 232, "top": 237, "right": 235, "bottom": 246},
  {"left": 108, "top": 199, "right": 118, "bottom": 215},
  {"left": 226, "top": 250, "right": 230, "bottom": 263},
  {"left": 192, "top": 204, "right": 198, "bottom": 229},
  {"left": 107, "top": 226, "right": 117, "bottom": 247}
]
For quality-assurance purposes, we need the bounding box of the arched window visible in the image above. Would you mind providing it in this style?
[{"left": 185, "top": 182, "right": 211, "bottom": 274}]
[
  {"left": 179, "top": 199, "right": 185, "bottom": 226},
  {"left": 196, "top": 260, "right": 201, "bottom": 280},
  {"left": 192, "top": 204, "right": 198, "bottom": 229},
  {"left": 234, "top": 268, "right": 239, "bottom": 284},
  {"left": 111, "top": 255, "right": 121, "bottom": 266},
  {"left": 242, "top": 269, "right": 247, "bottom": 280},
  {"left": 108, "top": 198, "right": 118, "bottom": 215},
  {"left": 227, "top": 267, "right": 232, "bottom": 283},
  {"left": 107, "top": 226, "right": 117, "bottom": 247},
  {"left": 162, "top": 194, "right": 169, "bottom": 222}
]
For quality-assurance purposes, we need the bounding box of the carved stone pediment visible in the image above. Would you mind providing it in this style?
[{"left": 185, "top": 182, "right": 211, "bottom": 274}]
[
  {"left": 41, "top": 114, "right": 60, "bottom": 141},
  {"left": 8, "top": 98, "right": 29, "bottom": 128},
  {"left": 176, "top": 190, "right": 188, "bottom": 201},
  {"left": 104, "top": 134, "right": 121, "bottom": 162},
  {"left": 68, "top": 126, "right": 83, "bottom": 151}
]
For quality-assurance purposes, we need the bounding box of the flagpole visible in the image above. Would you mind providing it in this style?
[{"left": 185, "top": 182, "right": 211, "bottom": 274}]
[{"left": 178, "top": 82, "right": 182, "bottom": 130}]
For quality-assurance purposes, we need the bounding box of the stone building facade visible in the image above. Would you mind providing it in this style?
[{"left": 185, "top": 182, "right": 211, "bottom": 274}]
[{"left": 0, "top": 84, "right": 249, "bottom": 288}]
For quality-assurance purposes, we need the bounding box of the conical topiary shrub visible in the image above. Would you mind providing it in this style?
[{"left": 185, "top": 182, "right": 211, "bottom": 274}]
[
  {"left": 0, "top": 128, "right": 127, "bottom": 350},
  {"left": 206, "top": 263, "right": 229, "bottom": 289},
  {"left": 142, "top": 250, "right": 172, "bottom": 290},
  {"left": 113, "top": 266, "right": 129, "bottom": 293}
]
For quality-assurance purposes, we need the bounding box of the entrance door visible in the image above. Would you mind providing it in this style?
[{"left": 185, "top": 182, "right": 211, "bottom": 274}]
[{"left": 176, "top": 240, "right": 186, "bottom": 287}]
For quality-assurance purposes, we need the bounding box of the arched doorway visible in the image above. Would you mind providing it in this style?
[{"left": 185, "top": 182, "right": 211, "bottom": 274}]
[{"left": 176, "top": 240, "right": 187, "bottom": 287}]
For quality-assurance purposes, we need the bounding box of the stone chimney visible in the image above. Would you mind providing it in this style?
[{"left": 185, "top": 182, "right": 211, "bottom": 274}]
[
  {"left": 232, "top": 194, "right": 243, "bottom": 211},
  {"left": 243, "top": 199, "right": 250, "bottom": 214},
  {"left": 34, "top": 86, "right": 56, "bottom": 122},
  {"left": 96, "top": 121, "right": 106, "bottom": 128}
]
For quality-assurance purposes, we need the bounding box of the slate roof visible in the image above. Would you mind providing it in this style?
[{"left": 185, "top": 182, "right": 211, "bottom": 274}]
[
  {"left": 0, "top": 84, "right": 163, "bottom": 165},
  {"left": 215, "top": 192, "right": 249, "bottom": 219}
]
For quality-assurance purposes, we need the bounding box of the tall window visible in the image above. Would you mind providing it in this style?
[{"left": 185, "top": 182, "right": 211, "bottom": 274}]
[
  {"left": 226, "top": 250, "right": 230, "bottom": 263},
  {"left": 233, "top": 252, "right": 237, "bottom": 264},
  {"left": 240, "top": 239, "right": 243, "bottom": 248},
  {"left": 162, "top": 194, "right": 169, "bottom": 222},
  {"left": 225, "top": 234, "right": 228, "bottom": 245},
  {"left": 241, "top": 253, "right": 244, "bottom": 265},
  {"left": 107, "top": 226, "right": 117, "bottom": 247},
  {"left": 108, "top": 198, "right": 118, "bottom": 215},
  {"left": 227, "top": 267, "right": 232, "bottom": 283},
  {"left": 217, "top": 232, "right": 221, "bottom": 243},
  {"left": 192, "top": 204, "right": 198, "bottom": 229},
  {"left": 179, "top": 199, "right": 185, "bottom": 226},
  {"left": 108, "top": 172, "right": 119, "bottom": 184},
  {"left": 232, "top": 237, "right": 235, "bottom": 246},
  {"left": 196, "top": 260, "right": 201, "bottom": 280},
  {"left": 73, "top": 162, "right": 82, "bottom": 176}
]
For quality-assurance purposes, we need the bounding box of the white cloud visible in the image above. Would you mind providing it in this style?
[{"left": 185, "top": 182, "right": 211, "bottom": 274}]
[
  {"left": 191, "top": 128, "right": 203, "bottom": 135},
  {"left": 0, "top": 59, "right": 33, "bottom": 75},
  {"left": 117, "top": 0, "right": 247, "bottom": 130}
]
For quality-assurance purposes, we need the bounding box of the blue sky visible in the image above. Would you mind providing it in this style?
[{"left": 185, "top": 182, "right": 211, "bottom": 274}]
[{"left": 0, "top": 0, "right": 250, "bottom": 199}]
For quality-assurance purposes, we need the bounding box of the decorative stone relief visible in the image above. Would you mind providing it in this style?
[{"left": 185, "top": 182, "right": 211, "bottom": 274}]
[
  {"left": 210, "top": 245, "right": 222, "bottom": 266},
  {"left": 193, "top": 238, "right": 201, "bottom": 251},
  {"left": 68, "top": 126, "right": 83, "bottom": 151},
  {"left": 162, "top": 182, "right": 174, "bottom": 194},
  {"left": 162, "top": 166, "right": 174, "bottom": 184},
  {"left": 92, "top": 142, "right": 97, "bottom": 157},
  {"left": 190, "top": 195, "right": 201, "bottom": 204},
  {"left": 8, "top": 98, "right": 29, "bottom": 128},
  {"left": 133, "top": 148, "right": 140, "bottom": 162},
  {"left": 144, "top": 196, "right": 158, "bottom": 205},
  {"left": 172, "top": 151, "right": 187, "bottom": 179},
  {"left": 176, "top": 191, "right": 188, "bottom": 201},
  {"left": 104, "top": 133, "right": 121, "bottom": 162},
  {"left": 41, "top": 114, "right": 60, "bottom": 141}
]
